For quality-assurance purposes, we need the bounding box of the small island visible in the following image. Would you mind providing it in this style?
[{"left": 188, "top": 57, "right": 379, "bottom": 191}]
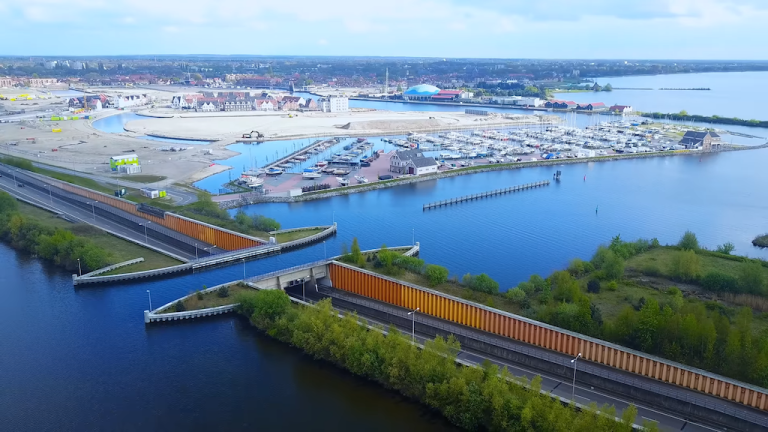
[{"left": 754, "top": 234, "right": 768, "bottom": 248}]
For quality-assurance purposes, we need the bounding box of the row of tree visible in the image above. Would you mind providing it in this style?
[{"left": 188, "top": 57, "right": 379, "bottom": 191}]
[
  {"left": 0, "top": 192, "right": 111, "bottom": 273},
  {"left": 182, "top": 192, "right": 280, "bottom": 235},
  {"left": 235, "top": 289, "right": 652, "bottom": 432}
]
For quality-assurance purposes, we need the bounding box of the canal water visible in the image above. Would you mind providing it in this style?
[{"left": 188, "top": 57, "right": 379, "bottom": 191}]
[{"left": 0, "top": 244, "right": 457, "bottom": 431}]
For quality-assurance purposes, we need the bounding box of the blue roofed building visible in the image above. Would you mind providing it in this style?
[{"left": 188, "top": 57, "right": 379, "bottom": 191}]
[{"left": 402, "top": 84, "right": 441, "bottom": 101}]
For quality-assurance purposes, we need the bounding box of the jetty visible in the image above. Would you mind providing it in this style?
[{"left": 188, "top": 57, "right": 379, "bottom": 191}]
[{"left": 423, "top": 180, "right": 550, "bottom": 210}]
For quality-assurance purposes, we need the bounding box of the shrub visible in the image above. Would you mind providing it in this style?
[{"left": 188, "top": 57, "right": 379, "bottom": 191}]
[
  {"left": 587, "top": 279, "right": 601, "bottom": 294},
  {"left": 425, "top": 264, "right": 449, "bottom": 287},
  {"left": 607, "top": 281, "right": 618, "bottom": 291},
  {"left": 738, "top": 262, "right": 767, "bottom": 295},
  {"left": 470, "top": 273, "right": 499, "bottom": 294},
  {"left": 252, "top": 215, "right": 280, "bottom": 232},
  {"left": 568, "top": 258, "right": 586, "bottom": 276},
  {"left": 250, "top": 289, "right": 291, "bottom": 326},
  {"left": 716, "top": 242, "right": 736, "bottom": 255},
  {"left": 583, "top": 261, "right": 595, "bottom": 273},
  {"left": 666, "top": 287, "right": 681, "bottom": 296},
  {"left": 517, "top": 281, "right": 535, "bottom": 295},
  {"left": 650, "top": 238, "right": 661, "bottom": 248},
  {"left": 591, "top": 246, "right": 611, "bottom": 269},
  {"left": 217, "top": 286, "right": 230, "bottom": 298},
  {"left": 678, "top": 230, "right": 699, "bottom": 251},
  {"left": 174, "top": 301, "right": 186, "bottom": 312},
  {"left": 669, "top": 250, "right": 700, "bottom": 282},
  {"left": 196, "top": 291, "right": 204, "bottom": 300},
  {"left": 641, "top": 263, "right": 661, "bottom": 277},
  {"left": 529, "top": 274, "right": 547, "bottom": 292},
  {"left": 701, "top": 271, "right": 738, "bottom": 293},
  {"left": 506, "top": 287, "right": 526, "bottom": 303},
  {"left": 603, "top": 250, "right": 625, "bottom": 280}
]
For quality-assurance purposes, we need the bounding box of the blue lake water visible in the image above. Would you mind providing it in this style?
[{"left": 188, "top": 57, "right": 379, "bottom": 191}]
[
  {"left": 553, "top": 71, "right": 768, "bottom": 119},
  {"left": 92, "top": 113, "right": 213, "bottom": 145}
]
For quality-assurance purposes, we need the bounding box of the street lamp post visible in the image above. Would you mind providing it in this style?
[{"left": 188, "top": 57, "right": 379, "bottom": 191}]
[
  {"left": 77, "top": 258, "right": 82, "bottom": 276},
  {"left": 242, "top": 258, "right": 246, "bottom": 280},
  {"left": 323, "top": 240, "right": 327, "bottom": 260},
  {"left": 412, "top": 228, "right": 415, "bottom": 246},
  {"left": 407, "top": 307, "right": 420, "bottom": 343},
  {"left": 44, "top": 184, "right": 53, "bottom": 206},
  {"left": 139, "top": 221, "right": 150, "bottom": 244},
  {"left": 571, "top": 352, "right": 582, "bottom": 402},
  {"left": 195, "top": 243, "right": 198, "bottom": 260},
  {"left": 146, "top": 290, "right": 153, "bottom": 311},
  {"left": 89, "top": 201, "right": 96, "bottom": 221}
]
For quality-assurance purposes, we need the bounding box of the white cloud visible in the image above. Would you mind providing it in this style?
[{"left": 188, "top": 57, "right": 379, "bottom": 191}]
[{"left": 317, "top": 39, "right": 328, "bottom": 45}]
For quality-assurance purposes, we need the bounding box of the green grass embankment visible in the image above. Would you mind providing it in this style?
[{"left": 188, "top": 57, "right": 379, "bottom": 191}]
[
  {"left": 274, "top": 228, "right": 324, "bottom": 243},
  {"left": 159, "top": 283, "right": 250, "bottom": 313},
  {"left": 18, "top": 202, "right": 181, "bottom": 274}
]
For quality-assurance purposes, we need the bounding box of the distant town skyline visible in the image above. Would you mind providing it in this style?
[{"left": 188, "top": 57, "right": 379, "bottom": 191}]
[{"left": 1, "top": 0, "right": 768, "bottom": 59}]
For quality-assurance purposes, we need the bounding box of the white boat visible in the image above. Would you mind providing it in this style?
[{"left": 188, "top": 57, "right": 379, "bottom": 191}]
[
  {"left": 316, "top": 161, "right": 328, "bottom": 167},
  {"left": 336, "top": 177, "right": 349, "bottom": 186},
  {"left": 302, "top": 171, "right": 322, "bottom": 179},
  {"left": 294, "top": 155, "right": 308, "bottom": 161},
  {"left": 354, "top": 175, "right": 369, "bottom": 184},
  {"left": 265, "top": 168, "right": 283, "bottom": 176}
]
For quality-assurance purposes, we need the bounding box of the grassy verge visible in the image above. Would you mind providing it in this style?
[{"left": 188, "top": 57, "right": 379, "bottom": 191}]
[
  {"left": 274, "top": 228, "right": 324, "bottom": 243},
  {"left": 117, "top": 174, "right": 167, "bottom": 183},
  {"left": 159, "top": 283, "right": 250, "bottom": 313},
  {"left": 18, "top": 201, "right": 182, "bottom": 273}
]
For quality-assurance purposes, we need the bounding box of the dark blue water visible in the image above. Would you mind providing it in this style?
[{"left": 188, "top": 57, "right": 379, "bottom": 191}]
[
  {"left": 0, "top": 244, "right": 456, "bottom": 431},
  {"left": 239, "top": 148, "right": 768, "bottom": 289},
  {"left": 92, "top": 113, "right": 213, "bottom": 145}
]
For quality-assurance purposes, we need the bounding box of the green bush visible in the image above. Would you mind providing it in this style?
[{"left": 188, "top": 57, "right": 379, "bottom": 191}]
[
  {"left": 641, "top": 263, "right": 661, "bottom": 277},
  {"left": 469, "top": 273, "right": 499, "bottom": 294},
  {"left": 716, "top": 242, "right": 735, "bottom": 255},
  {"left": 425, "top": 264, "right": 449, "bottom": 287},
  {"left": 568, "top": 258, "right": 586, "bottom": 276},
  {"left": 174, "top": 301, "right": 186, "bottom": 312},
  {"left": 506, "top": 287, "right": 526, "bottom": 302},
  {"left": 196, "top": 291, "right": 204, "bottom": 300},
  {"left": 587, "top": 279, "right": 601, "bottom": 294},
  {"left": 217, "top": 286, "right": 230, "bottom": 298},
  {"left": 517, "top": 281, "right": 535, "bottom": 295},
  {"left": 700, "top": 271, "right": 738, "bottom": 293},
  {"left": 678, "top": 230, "right": 699, "bottom": 251},
  {"left": 602, "top": 250, "right": 625, "bottom": 280},
  {"left": 738, "top": 262, "right": 767, "bottom": 295},
  {"left": 669, "top": 250, "right": 700, "bottom": 282},
  {"left": 607, "top": 281, "right": 618, "bottom": 291}
]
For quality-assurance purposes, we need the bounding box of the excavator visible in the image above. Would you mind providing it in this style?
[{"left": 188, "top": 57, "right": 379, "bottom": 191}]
[{"left": 242, "top": 130, "right": 264, "bottom": 139}]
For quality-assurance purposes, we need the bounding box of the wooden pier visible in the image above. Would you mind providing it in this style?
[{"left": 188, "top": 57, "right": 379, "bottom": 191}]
[{"left": 423, "top": 180, "right": 550, "bottom": 210}]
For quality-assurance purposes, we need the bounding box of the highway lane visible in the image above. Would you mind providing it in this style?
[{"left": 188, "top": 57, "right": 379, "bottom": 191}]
[
  {"left": 0, "top": 171, "right": 203, "bottom": 261},
  {"left": 298, "top": 286, "right": 747, "bottom": 432}
]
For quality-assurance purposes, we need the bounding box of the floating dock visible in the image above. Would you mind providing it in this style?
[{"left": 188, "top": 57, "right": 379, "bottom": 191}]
[{"left": 423, "top": 180, "right": 550, "bottom": 210}]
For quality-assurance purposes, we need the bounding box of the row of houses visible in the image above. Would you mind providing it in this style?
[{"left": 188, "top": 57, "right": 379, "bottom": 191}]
[
  {"left": 171, "top": 91, "right": 349, "bottom": 113},
  {"left": 67, "top": 93, "right": 152, "bottom": 110},
  {"left": 543, "top": 100, "right": 634, "bottom": 113},
  {"left": 0, "top": 77, "right": 59, "bottom": 88}
]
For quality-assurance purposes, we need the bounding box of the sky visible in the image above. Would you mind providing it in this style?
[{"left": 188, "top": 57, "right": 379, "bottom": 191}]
[{"left": 1, "top": 0, "right": 768, "bottom": 59}]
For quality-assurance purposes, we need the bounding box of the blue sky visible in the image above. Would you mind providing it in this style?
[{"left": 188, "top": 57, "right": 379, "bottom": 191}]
[{"left": 1, "top": 0, "right": 768, "bottom": 58}]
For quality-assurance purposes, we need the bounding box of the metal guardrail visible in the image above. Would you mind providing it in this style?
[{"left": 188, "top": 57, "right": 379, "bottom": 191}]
[
  {"left": 323, "top": 289, "right": 768, "bottom": 427},
  {"left": 246, "top": 259, "right": 330, "bottom": 283}
]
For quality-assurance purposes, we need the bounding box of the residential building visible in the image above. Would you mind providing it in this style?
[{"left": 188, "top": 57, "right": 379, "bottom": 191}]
[
  {"left": 608, "top": 105, "right": 634, "bottom": 114},
  {"left": 253, "top": 99, "right": 276, "bottom": 111},
  {"left": 389, "top": 149, "right": 439, "bottom": 175},
  {"left": 679, "top": 131, "right": 721, "bottom": 151},
  {"left": 320, "top": 96, "right": 349, "bottom": 112},
  {"left": 280, "top": 96, "right": 305, "bottom": 111},
  {"left": 544, "top": 100, "right": 577, "bottom": 109},
  {"left": 576, "top": 102, "right": 606, "bottom": 111},
  {"left": 26, "top": 78, "right": 58, "bottom": 87},
  {"left": 301, "top": 98, "right": 318, "bottom": 110},
  {"left": 199, "top": 101, "right": 219, "bottom": 112},
  {"left": 223, "top": 99, "right": 252, "bottom": 111},
  {"left": 113, "top": 94, "right": 150, "bottom": 108},
  {"left": 0, "top": 77, "right": 15, "bottom": 88}
]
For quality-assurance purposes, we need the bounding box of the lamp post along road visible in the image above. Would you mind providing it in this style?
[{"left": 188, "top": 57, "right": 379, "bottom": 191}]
[
  {"left": 408, "top": 307, "right": 420, "bottom": 343},
  {"left": 146, "top": 290, "right": 152, "bottom": 311},
  {"left": 571, "top": 353, "right": 582, "bottom": 402},
  {"left": 77, "top": 258, "right": 82, "bottom": 276}
]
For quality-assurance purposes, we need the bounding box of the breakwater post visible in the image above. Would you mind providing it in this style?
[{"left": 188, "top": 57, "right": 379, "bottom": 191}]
[{"left": 423, "top": 180, "right": 550, "bottom": 210}]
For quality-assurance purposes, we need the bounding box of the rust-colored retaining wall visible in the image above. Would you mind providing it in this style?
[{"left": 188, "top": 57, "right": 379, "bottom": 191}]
[
  {"left": 53, "top": 181, "right": 263, "bottom": 250},
  {"left": 328, "top": 263, "right": 768, "bottom": 412}
]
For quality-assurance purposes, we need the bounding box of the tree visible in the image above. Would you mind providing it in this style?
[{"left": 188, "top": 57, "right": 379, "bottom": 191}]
[
  {"left": 396, "top": 84, "right": 403, "bottom": 93},
  {"left": 252, "top": 215, "right": 280, "bottom": 232},
  {"left": 716, "top": 242, "right": 735, "bottom": 255},
  {"left": 0, "top": 192, "right": 19, "bottom": 215},
  {"left": 191, "top": 73, "right": 203, "bottom": 81},
  {"left": 350, "top": 237, "right": 364, "bottom": 266},
  {"left": 603, "top": 83, "right": 613, "bottom": 92},
  {"left": 677, "top": 230, "right": 699, "bottom": 251},
  {"left": 602, "top": 250, "right": 625, "bottom": 280},
  {"left": 669, "top": 250, "right": 700, "bottom": 282},
  {"left": 679, "top": 110, "right": 689, "bottom": 116},
  {"left": 551, "top": 271, "right": 580, "bottom": 302},
  {"left": 251, "top": 289, "right": 291, "bottom": 325},
  {"left": 425, "top": 265, "right": 449, "bottom": 287}
]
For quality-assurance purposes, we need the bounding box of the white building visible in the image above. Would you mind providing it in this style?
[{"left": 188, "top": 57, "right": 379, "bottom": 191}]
[
  {"left": 254, "top": 99, "right": 275, "bottom": 111},
  {"left": 389, "top": 149, "right": 438, "bottom": 175},
  {"left": 114, "top": 94, "right": 150, "bottom": 109},
  {"left": 320, "top": 96, "right": 349, "bottom": 113},
  {"left": 199, "top": 102, "right": 218, "bottom": 112},
  {"left": 491, "top": 96, "right": 542, "bottom": 107},
  {"left": 71, "top": 61, "right": 84, "bottom": 70}
]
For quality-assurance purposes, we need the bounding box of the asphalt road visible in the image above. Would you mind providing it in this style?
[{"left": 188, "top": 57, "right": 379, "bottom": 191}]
[
  {"left": 297, "top": 285, "right": 743, "bottom": 432},
  {"left": 0, "top": 170, "right": 201, "bottom": 261}
]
